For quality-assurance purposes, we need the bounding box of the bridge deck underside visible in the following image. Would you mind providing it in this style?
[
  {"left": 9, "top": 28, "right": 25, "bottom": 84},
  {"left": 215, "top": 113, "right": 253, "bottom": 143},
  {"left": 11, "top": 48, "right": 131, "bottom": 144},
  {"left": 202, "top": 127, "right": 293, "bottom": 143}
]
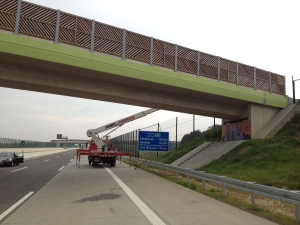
[{"left": 0, "top": 51, "right": 247, "bottom": 120}]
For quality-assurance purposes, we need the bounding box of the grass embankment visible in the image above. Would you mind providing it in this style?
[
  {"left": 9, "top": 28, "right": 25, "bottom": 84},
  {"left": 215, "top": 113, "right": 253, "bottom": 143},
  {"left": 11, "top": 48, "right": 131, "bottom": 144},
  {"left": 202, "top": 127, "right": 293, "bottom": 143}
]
[
  {"left": 143, "top": 112, "right": 300, "bottom": 224},
  {"left": 155, "top": 126, "right": 221, "bottom": 164},
  {"left": 133, "top": 164, "right": 299, "bottom": 225},
  {"left": 198, "top": 112, "right": 300, "bottom": 190}
]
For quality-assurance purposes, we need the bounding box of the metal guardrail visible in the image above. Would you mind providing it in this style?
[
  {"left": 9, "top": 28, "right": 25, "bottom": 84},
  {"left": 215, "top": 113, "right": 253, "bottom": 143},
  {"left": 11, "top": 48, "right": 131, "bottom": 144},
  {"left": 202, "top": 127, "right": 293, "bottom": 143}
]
[
  {"left": 125, "top": 157, "right": 300, "bottom": 223},
  {"left": 0, "top": 0, "right": 285, "bottom": 95}
]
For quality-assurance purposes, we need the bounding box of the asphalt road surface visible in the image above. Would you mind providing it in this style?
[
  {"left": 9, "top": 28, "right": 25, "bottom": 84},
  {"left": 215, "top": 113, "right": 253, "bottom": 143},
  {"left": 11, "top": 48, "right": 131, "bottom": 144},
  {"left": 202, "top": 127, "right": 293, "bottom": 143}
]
[
  {"left": 0, "top": 155, "right": 276, "bottom": 225},
  {"left": 0, "top": 149, "right": 76, "bottom": 222}
]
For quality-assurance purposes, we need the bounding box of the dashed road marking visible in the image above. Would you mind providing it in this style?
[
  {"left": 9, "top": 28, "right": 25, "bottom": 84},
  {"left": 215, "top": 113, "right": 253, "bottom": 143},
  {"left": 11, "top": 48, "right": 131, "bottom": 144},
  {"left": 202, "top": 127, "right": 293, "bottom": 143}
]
[
  {"left": 12, "top": 167, "right": 27, "bottom": 173},
  {"left": 70, "top": 159, "right": 73, "bottom": 162},
  {"left": 44, "top": 159, "right": 50, "bottom": 162},
  {"left": 58, "top": 166, "right": 65, "bottom": 171}
]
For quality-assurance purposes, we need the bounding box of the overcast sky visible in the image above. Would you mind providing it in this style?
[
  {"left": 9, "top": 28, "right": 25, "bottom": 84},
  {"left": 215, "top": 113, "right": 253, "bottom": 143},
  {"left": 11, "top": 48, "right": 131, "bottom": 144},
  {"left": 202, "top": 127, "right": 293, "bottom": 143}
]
[{"left": 0, "top": 0, "right": 299, "bottom": 142}]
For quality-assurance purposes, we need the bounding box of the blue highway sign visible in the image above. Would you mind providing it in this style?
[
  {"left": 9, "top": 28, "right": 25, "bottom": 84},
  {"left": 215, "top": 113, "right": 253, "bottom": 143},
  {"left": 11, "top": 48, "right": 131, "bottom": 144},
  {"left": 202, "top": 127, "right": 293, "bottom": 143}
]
[{"left": 138, "top": 131, "right": 169, "bottom": 152}]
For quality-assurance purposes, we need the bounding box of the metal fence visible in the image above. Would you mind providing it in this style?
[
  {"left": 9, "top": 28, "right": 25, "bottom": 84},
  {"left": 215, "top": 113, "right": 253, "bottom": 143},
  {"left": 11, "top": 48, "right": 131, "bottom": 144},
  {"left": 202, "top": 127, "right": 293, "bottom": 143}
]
[
  {"left": 0, "top": 137, "right": 56, "bottom": 148},
  {"left": 0, "top": 0, "right": 285, "bottom": 95},
  {"left": 110, "top": 115, "right": 220, "bottom": 157}
]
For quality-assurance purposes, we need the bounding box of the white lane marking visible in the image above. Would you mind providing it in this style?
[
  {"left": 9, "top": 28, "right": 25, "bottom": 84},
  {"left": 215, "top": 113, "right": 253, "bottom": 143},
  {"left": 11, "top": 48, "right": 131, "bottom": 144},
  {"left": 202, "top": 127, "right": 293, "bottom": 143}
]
[
  {"left": 105, "top": 168, "right": 166, "bottom": 225},
  {"left": 12, "top": 167, "right": 27, "bottom": 173},
  {"left": 44, "top": 159, "right": 50, "bottom": 162},
  {"left": 70, "top": 159, "right": 73, "bottom": 162},
  {"left": 56, "top": 156, "right": 60, "bottom": 158},
  {"left": 0, "top": 192, "right": 34, "bottom": 221},
  {"left": 58, "top": 166, "right": 65, "bottom": 171}
]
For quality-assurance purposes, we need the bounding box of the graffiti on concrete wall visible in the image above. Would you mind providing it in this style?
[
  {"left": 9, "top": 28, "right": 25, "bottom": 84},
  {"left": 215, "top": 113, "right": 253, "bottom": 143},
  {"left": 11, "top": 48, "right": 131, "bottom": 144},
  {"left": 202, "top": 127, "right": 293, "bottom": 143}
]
[{"left": 222, "top": 120, "right": 251, "bottom": 141}]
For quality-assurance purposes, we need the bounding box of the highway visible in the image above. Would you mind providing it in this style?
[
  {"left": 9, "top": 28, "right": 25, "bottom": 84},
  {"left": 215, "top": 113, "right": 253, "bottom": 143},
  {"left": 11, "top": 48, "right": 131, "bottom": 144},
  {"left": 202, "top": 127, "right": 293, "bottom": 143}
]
[
  {"left": 0, "top": 154, "right": 276, "bottom": 225},
  {"left": 0, "top": 149, "right": 76, "bottom": 222}
]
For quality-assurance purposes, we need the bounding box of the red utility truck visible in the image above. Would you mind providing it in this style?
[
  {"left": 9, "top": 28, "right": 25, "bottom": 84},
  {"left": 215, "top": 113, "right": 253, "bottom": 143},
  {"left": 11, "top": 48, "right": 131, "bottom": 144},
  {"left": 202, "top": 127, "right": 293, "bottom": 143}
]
[{"left": 76, "top": 109, "right": 158, "bottom": 168}]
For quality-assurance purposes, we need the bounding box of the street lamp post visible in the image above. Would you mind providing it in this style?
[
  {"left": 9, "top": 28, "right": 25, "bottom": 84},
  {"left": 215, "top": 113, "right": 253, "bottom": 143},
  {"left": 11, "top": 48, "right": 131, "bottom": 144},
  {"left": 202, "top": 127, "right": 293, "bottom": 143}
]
[{"left": 292, "top": 76, "right": 300, "bottom": 104}]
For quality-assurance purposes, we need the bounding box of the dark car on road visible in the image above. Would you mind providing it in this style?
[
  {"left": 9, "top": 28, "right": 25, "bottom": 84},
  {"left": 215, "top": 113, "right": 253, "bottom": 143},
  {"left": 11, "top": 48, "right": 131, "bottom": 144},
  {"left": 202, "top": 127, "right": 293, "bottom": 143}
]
[{"left": 0, "top": 152, "right": 24, "bottom": 167}]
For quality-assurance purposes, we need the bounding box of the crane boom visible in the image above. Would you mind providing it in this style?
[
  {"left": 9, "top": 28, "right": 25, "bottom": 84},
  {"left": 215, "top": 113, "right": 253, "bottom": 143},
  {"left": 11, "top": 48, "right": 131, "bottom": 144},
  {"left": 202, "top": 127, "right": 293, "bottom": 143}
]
[{"left": 86, "top": 108, "right": 158, "bottom": 149}]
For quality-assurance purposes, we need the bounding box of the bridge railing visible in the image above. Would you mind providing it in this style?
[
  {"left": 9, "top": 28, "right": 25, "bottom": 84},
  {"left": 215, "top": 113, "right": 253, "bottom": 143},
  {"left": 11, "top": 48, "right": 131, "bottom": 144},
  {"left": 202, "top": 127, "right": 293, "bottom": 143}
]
[
  {"left": 124, "top": 157, "right": 300, "bottom": 223},
  {"left": 0, "top": 0, "right": 285, "bottom": 95}
]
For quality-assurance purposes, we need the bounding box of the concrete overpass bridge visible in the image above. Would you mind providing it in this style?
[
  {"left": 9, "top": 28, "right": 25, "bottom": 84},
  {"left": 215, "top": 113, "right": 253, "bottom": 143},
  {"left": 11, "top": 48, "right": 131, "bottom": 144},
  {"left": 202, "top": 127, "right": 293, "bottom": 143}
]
[
  {"left": 51, "top": 139, "right": 89, "bottom": 148},
  {"left": 0, "top": 0, "right": 288, "bottom": 137}
]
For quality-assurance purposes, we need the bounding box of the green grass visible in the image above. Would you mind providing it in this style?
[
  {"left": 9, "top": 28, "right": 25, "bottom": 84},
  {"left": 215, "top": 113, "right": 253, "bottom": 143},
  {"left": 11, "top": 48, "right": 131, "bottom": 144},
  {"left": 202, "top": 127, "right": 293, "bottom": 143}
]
[
  {"left": 136, "top": 165, "right": 299, "bottom": 225},
  {"left": 197, "top": 112, "right": 300, "bottom": 189},
  {"left": 155, "top": 126, "right": 221, "bottom": 164},
  {"left": 126, "top": 113, "right": 300, "bottom": 224}
]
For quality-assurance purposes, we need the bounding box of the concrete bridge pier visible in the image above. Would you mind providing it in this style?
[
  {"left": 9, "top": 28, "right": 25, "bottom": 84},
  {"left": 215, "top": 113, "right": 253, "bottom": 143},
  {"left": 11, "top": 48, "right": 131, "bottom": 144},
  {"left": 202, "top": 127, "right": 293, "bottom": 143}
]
[{"left": 222, "top": 103, "right": 280, "bottom": 139}]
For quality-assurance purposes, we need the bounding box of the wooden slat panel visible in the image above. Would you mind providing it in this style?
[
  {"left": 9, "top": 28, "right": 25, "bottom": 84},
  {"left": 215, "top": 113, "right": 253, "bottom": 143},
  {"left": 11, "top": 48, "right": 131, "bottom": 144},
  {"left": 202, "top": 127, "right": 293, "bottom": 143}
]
[
  {"left": 271, "top": 73, "right": 285, "bottom": 94},
  {"left": 272, "top": 84, "right": 278, "bottom": 93},
  {"left": 238, "top": 63, "right": 254, "bottom": 88},
  {"left": 94, "top": 36, "right": 122, "bottom": 56},
  {"left": 74, "top": 17, "right": 92, "bottom": 48},
  {"left": 20, "top": 2, "right": 56, "bottom": 24},
  {"left": 94, "top": 22, "right": 123, "bottom": 42},
  {"left": 278, "top": 85, "right": 285, "bottom": 95},
  {"left": 178, "top": 58, "right": 197, "bottom": 75},
  {"left": 164, "top": 42, "right": 175, "bottom": 69},
  {"left": 0, "top": 12, "right": 16, "bottom": 31},
  {"left": 94, "top": 22, "right": 122, "bottom": 56},
  {"left": 177, "top": 46, "right": 197, "bottom": 75},
  {"left": 18, "top": 2, "right": 56, "bottom": 40},
  {"left": 228, "top": 60, "right": 237, "bottom": 84},
  {"left": 19, "top": 17, "right": 56, "bottom": 40},
  {"left": 76, "top": 17, "right": 92, "bottom": 34},
  {"left": 153, "top": 38, "right": 164, "bottom": 53},
  {"left": 257, "top": 78, "right": 270, "bottom": 92},
  {"left": 153, "top": 39, "right": 164, "bottom": 66},
  {"left": 60, "top": 12, "right": 76, "bottom": 29},
  {"left": 256, "top": 68, "right": 269, "bottom": 81},
  {"left": 0, "top": 0, "right": 18, "bottom": 14},
  {"left": 75, "top": 31, "right": 91, "bottom": 48},
  {"left": 200, "top": 53, "right": 218, "bottom": 79},
  {"left": 178, "top": 46, "right": 197, "bottom": 61},
  {"left": 228, "top": 71, "right": 237, "bottom": 84},
  {"left": 153, "top": 51, "right": 164, "bottom": 66},
  {"left": 220, "top": 58, "right": 228, "bottom": 81},
  {"left": 256, "top": 68, "right": 270, "bottom": 92},
  {"left": 238, "top": 74, "right": 254, "bottom": 88},
  {"left": 126, "top": 31, "right": 150, "bottom": 63},
  {"left": 59, "top": 27, "right": 75, "bottom": 44}
]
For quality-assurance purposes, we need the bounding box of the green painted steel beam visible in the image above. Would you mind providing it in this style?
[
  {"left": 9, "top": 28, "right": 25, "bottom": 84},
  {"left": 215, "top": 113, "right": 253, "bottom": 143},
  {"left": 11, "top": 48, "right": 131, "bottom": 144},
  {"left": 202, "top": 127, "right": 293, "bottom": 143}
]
[{"left": 0, "top": 31, "right": 288, "bottom": 108}]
